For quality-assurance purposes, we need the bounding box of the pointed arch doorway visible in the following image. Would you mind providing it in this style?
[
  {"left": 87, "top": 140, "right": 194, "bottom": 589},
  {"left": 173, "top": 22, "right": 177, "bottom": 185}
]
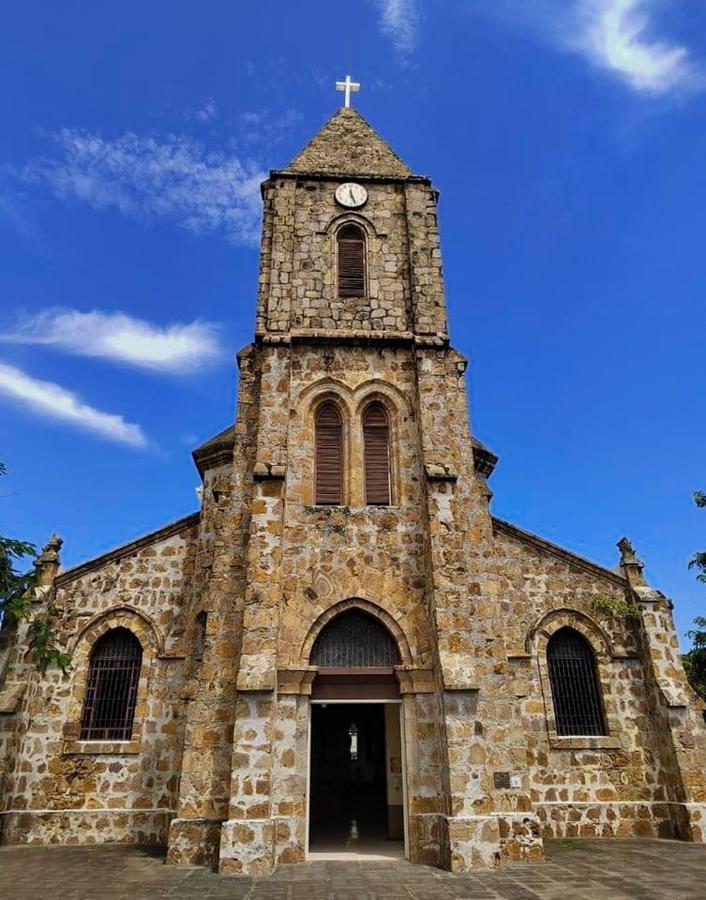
[{"left": 306, "top": 609, "right": 408, "bottom": 861}]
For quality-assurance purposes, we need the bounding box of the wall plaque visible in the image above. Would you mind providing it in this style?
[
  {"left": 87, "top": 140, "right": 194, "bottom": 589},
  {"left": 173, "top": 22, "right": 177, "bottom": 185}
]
[{"left": 493, "top": 771, "right": 511, "bottom": 789}]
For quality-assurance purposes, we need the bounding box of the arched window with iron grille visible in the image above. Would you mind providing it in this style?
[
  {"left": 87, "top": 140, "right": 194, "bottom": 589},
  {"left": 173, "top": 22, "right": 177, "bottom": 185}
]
[
  {"left": 311, "top": 610, "right": 400, "bottom": 668},
  {"left": 80, "top": 628, "right": 142, "bottom": 741},
  {"left": 363, "top": 402, "right": 391, "bottom": 506},
  {"left": 337, "top": 224, "right": 366, "bottom": 298},
  {"left": 547, "top": 627, "right": 606, "bottom": 736},
  {"left": 315, "top": 401, "right": 343, "bottom": 505}
]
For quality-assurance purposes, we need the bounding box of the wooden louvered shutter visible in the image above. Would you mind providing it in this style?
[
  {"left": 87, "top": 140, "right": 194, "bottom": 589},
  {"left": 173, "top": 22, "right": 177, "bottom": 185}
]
[
  {"left": 315, "top": 402, "right": 343, "bottom": 505},
  {"left": 337, "top": 225, "right": 365, "bottom": 298},
  {"left": 363, "top": 403, "right": 391, "bottom": 505}
]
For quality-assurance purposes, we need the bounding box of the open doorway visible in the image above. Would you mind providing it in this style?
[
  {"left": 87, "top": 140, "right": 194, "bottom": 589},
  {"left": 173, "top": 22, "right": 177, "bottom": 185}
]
[{"left": 308, "top": 701, "right": 405, "bottom": 860}]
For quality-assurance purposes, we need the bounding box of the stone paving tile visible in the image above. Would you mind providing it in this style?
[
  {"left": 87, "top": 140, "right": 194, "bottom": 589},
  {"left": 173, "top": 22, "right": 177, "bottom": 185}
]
[{"left": 2, "top": 840, "right": 706, "bottom": 899}]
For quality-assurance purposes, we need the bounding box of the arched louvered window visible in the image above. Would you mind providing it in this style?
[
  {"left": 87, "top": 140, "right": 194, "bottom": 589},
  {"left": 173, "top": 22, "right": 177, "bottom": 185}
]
[
  {"left": 80, "top": 628, "right": 142, "bottom": 741},
  {"left": 547, "top": 627, "right": 606, "bottom": 736},
  {"left": 311, "top": 610, "right": 400, "bottom": 667},
  {"left": 363, "top": 402, "right": 391, "bottom": 506},
  {"left": 337, "top": 224, "right": 366, "bottom": 298},
  {"left": 315, "top": 401, "right": 343, "bottom": 505}
]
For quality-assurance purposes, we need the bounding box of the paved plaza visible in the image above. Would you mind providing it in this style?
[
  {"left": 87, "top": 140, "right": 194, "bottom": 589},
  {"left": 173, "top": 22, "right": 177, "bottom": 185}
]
[{"left": 1, "top": 839, "right": 705, "bottom": 899}]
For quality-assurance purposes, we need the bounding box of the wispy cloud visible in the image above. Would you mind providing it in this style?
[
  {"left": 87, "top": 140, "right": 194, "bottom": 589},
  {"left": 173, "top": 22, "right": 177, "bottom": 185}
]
[
  {"left": 476, "top": 1, "right": 701, "bottom": 96},
  {"left": 194, "top": 99, "right": 218, "bottom": 122},
  {"left": 570, "top": 0, "right": 698, "bottom": 94},
  {"left": 0, "top": 308, "right": 222, "bottom": 373},
  {"left": 372, "top": 0, "right": 419, "bottom": 57},
  {"left": 23, "top": 130, "right": 265, "bottom": 245},
  {"left": 235, "top": 108, "right": 302, "bottom": 149},
  {"left": 0, "top": 362, "right": 146, "bottom": 447}
]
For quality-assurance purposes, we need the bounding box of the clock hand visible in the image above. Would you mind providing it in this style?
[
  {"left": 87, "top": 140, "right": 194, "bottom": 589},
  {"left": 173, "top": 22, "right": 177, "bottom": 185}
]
[{"left": 348, "top": 186, "right": 355, "bottom": 203}]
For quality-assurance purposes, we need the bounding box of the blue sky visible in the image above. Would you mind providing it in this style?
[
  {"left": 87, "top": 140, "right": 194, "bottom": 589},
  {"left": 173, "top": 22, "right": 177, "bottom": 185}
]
[{"left": 1, "top": 1, "right": 705, "bottom": 643}]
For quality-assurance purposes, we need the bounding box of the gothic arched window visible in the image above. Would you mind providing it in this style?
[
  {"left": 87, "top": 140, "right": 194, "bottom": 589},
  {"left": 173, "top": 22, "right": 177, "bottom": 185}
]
[
  {"left": 547, "top": 627, "right": 606, "bottom": 736},
  {"left": 337, "top": 224, "right": 366, "bottom": 298},
  {"left": 363, "top": 402, "right": 391, "bottom": 506},
  {"left": 80, "top": 628, "right": 142, "bottom": 741},
  {"left": 315, "top": 401, "right": 343, "bottom": 505},
  {"left": 311, "top": 610, "right": 400, "bottom": 668}
]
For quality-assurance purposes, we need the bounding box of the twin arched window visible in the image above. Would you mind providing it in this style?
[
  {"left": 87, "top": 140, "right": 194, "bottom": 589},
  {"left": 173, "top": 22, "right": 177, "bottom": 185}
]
[
  {"left": 79, "top": 628, "right": 142, "bottom": 741},
  {"left": 547, "top": 627, "right": 606, "bottom": 736},
  {"left": 337, "top": 224, "right": 366, "bottom": 298},
  {"left": 314, "top": 400, "right": 391, "bottom": 506}
]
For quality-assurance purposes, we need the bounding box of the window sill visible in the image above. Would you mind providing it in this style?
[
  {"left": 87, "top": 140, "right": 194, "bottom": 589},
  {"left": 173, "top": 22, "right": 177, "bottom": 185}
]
[
  {"left": 62, "top": 739, "right": 141, "bottom": 756},
  {"left": 306, "top": 504, "right": 398, "bottom": 511},
  {"left": 548, "top": 735, "right": 622, "bottom": 751}
]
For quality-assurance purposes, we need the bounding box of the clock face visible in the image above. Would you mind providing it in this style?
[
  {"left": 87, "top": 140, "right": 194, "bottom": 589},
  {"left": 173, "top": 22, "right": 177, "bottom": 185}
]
[{"left": 335, "top": 182, "right": 368, "bottom": 208}]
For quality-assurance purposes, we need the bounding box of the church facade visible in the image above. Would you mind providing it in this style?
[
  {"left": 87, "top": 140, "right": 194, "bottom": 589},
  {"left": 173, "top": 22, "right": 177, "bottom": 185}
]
[{"left": 1, "top": 105, "right": 706, "bottom": 875}]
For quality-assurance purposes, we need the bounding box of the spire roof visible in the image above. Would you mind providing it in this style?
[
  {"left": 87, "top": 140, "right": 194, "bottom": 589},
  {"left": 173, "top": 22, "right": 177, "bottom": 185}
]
[{"left": 283, "top": 107, "right": 413, "bottom": 178}]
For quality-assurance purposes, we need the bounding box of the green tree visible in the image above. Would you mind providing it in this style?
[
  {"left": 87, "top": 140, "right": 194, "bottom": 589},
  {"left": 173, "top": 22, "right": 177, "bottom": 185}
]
[
  {"left": 683, "top": 617, "right": 706, "bottom": 701},
  {"left": 0, "top": 462, "right": 37, "bottom": 621},
  {"left": 689, "top": 491, "right": 706, "bottom": 583},
  {"left": 683, "top": 493, "right": 706, "bottom": 699},
  {"left": 0, "top": 462, "right": 71, "bottom": 673}
]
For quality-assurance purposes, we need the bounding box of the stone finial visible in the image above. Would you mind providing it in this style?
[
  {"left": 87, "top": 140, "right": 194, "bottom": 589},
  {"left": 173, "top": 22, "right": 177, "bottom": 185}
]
[
  {"left": 35, "top": 533, "right": 63, "bottom": 587},
  {"left": 617, "top": 536, "right": 646, "bottom": 587}
]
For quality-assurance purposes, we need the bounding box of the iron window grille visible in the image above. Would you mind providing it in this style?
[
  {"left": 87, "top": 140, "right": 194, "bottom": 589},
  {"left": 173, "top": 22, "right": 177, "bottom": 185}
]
[
  {"left": 311, "top": 610, "right": 400, "bottom": 668},
  {"left": 80, "top": 628, "right": 142, "bottom": 741},
  {"left": 547, "top": 627, "right": 607, "bottom": 736}
]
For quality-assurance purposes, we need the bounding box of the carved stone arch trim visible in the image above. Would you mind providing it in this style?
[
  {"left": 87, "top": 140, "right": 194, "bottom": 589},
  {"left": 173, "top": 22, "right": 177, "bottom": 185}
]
[
  {"left": 527, "top": 608, "right": 614, "bottom": 660},
  {"left": 529, "top": 608, "right": 623, "bottom": 749},
  {"left": 297, "top": 377, "right": 355, "bottom": 413},
  {"left": 321, "top": 211, "right": 385, "bottom": 239},
  {"left": 63, "top": 605, "right": 161, "bottom": 754},
  {"left": 300, "top": 597, "right": 413, "bottom": 667},
  {"left": 70, "top": 604, "right": 163, "bottom": 657},
  {"left": 352, "top": 378, "right": 414, "bottom": 418}
]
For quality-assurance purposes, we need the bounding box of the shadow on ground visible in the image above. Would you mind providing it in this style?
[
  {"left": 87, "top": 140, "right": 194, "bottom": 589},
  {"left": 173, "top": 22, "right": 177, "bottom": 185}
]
[{"left": 1, "top": 838, "right": 705, "bottom": 899}]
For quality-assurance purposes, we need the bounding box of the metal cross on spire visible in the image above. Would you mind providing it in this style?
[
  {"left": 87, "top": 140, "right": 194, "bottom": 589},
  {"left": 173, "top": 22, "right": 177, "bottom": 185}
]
[{"left": 335, "top": 75, "right": 360, "bottom": 108}]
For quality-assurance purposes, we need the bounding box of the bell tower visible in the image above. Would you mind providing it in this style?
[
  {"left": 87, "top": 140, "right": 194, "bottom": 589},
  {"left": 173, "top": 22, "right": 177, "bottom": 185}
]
[
  {"left": 170, "top": 91, "right": 513, "bottom": 876},
  {"left": 255, "top": 105, "right": 448, "bottom": 342}
]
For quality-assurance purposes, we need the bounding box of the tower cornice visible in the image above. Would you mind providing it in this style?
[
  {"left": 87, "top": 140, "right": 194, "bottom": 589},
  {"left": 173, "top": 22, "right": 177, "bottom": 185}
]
[{"left": 261, "top": 170, "right": 435, "bottom": 199}]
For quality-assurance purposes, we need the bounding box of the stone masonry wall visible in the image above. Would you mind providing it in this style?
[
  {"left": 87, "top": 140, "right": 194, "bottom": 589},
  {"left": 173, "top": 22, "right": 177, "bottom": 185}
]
[
  {"left": 491, "top": 525, "right": 706, "bottom": 843},
  {"left": 258, "top": 178, "right": 412, "bottom": 335},
  {"left": 0, "top": 517, "right": 200, "bottom": 845}
]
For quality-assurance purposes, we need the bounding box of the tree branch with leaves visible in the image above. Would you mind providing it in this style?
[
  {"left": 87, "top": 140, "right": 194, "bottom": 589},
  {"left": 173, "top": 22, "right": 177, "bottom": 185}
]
[
  {"left": 683, "top": 492, "right": 706, "bottom": 701},
  {"left": 689, "top": 491, "right": 706, "bottom": 583},
  {"left": 0, "top": 462, "right": 71, "bottom": 674}
]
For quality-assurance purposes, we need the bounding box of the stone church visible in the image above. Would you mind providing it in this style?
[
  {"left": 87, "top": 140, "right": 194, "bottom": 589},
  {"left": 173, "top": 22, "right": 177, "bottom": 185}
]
[{"left": 1, "top": 99, "right": 706, "bottom": 876}]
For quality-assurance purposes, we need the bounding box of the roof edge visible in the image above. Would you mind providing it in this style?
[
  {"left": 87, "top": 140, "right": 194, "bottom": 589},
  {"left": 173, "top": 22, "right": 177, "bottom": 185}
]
[
  {"left": 192, "top": 424, "right": 235, "bottom": 478},
  {"left": 283, "top": 107, "right": 414, "bottom": 179},
  {"left": 268, "top": 169, "right": 432, "bottom": 185},
  {"left": 492, "top": 516, "right": 627, "bottom": 587},
  {"left": 55, "top": 512, "right": 200, "bottom": 586}
]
